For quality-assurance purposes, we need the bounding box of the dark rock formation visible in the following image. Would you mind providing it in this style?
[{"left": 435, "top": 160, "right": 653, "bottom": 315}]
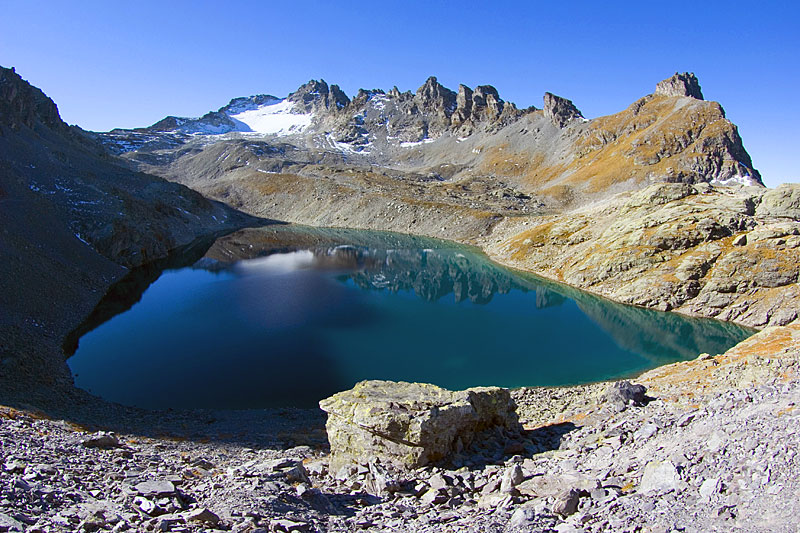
[
  {"left": 543, "top": 92, "right": 584, "bottom": 128},
  {"left": 288, "top": 79, "right": 350, "bottom": 113},
  {"left": 655, "top": 72, "right": 704, "bottom": 100},
  {"left": 0, "top": 66, "right": 68, "bottom": 133}
]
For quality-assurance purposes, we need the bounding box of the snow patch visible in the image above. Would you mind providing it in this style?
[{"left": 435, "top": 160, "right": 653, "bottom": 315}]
[
  {"left": 400, "top": 138, "right": 436, "bottom": 148},
  {"left": 711, "top": 174, "right": 760, "bottom": 187},
  {"left": 228, "top": 100, "right": 312, "bottom": 135}
]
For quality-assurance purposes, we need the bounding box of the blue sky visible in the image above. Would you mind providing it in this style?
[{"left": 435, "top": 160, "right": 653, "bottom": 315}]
[{"left": 2, "top": 0, "right": 798, "bottom": 186}]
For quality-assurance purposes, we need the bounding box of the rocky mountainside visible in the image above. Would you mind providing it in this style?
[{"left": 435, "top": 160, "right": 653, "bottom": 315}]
[
  {"left": 100, "top": 72, "right": 761, "bottom": 209},
  {"left": 487, "top": 182, "right": 800, "bottom": 328},
  {"left": 0, "top": 66, "right": 257, "bottom": 392}
]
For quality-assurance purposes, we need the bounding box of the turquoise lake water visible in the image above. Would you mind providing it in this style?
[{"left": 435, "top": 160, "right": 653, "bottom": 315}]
[{"left": 68, "top": 227, "right": 754, "bottom": 409}]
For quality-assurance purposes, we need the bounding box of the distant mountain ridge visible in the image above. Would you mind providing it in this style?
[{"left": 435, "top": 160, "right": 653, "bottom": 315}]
[{"left": 100, "top": 72, "right": 762, "bottom": 208}]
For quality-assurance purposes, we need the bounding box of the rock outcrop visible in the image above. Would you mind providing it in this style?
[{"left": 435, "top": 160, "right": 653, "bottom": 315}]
[
  {"left": 490, "top": 182, "right": 800, "bottom": 328},
  {"left": 319, "top": 380, "right": 520, "bottom": 471},
  {"left": 287, "top": 79, "right": 350, "bottom": 113},
  {"left": 756, "top": 183, "right": 800, "bottom": 219},
  {"left": 0, "top": 67, "right": 67, "bottom": 133},
  {"left": 543, "top": 92, "right": 584, "bottom": 128},
  {"left": 654, "top": 72, "right": 704, "bottom": 99}
]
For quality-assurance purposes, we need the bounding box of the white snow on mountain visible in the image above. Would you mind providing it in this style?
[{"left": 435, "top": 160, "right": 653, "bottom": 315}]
[
  {"left": 711, "top": 173, "right": 761, "bottom": 187},
  {"left": 228, "top": 100, "right": 312, "bottom": 135}
]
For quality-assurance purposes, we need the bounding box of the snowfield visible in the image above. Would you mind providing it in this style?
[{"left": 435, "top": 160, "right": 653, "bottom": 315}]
[{"left": 228, "top": 100, "right": 312, "bottom": 135}]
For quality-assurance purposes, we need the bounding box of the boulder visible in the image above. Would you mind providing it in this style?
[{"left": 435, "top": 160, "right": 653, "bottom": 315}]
[
  {"left": 756, "top": 184, "right": 800, "bottom": 220},
  {"left": 81, "top": 432, "right": 121, "bottom": 449},
  {"left": 182, "top": 508, "right": 220, "bottom": 525},
  {"left": 603, "top": 381, "right": 648, "bottom": 409},
  {"left": 135, "top": 480, "right": 176, "bottom": 497},
  {"left": 319, "top": 380, "right": 520, "bottom": 471},
  {"left": 639, "top": 460, "right": 680, "bottom": 494}
]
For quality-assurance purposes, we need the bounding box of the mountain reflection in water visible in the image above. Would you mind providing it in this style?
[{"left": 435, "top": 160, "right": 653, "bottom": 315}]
[
  {"left": 202, "top": 227, "right": 752, "bottom": 368},
  {"left": 68, "top": 226, "right": 754, "bottom": 409}
]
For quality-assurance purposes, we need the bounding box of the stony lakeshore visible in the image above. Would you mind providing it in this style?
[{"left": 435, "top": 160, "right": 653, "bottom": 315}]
[{"left": 2, "top": 321, "right": 798, "bottom": 532}]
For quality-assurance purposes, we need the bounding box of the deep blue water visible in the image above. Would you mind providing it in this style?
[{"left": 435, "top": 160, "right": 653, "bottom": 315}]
[{"left": 68, "top": 227, "right": 754, "bottom": 409}]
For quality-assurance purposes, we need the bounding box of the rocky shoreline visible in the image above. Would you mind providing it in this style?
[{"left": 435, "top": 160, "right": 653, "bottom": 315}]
[{"left": 2, "top": 321, "right": 798, "bottom": 532}]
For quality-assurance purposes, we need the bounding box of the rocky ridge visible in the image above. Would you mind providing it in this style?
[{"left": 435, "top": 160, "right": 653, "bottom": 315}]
[{"left": 102, "top": 72, "right": 762, "bottom": 208}]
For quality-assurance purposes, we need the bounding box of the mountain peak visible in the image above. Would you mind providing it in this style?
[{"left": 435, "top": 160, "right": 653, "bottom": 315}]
[
  {"left": 543, "top": 92, "right": 583, "bottom": 128},
  {"left": 655, "top": 72, "right": 704, "bottom": 100},
  {"left": 288, "top": 79, "right": 349, "bottom": 113},
  {"left": 0, "top": 65, "right": 68, "bottom": 133},
  {"left": 414, "top": 76, "right": 457, "bottom": 116}
]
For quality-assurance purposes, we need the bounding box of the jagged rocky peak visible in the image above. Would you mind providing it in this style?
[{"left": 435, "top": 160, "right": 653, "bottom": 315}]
[
  {"left": 414, "top": 76, "right": 457, "bottom": 117},
  {"left": 288, "top": 79, "right": 350, "bottom": 113},
  {"left": 221, "top": 94, "right": 281, "bottom": 114},
  {"left": 0, "top": 65, "right": 67, "bottom": 132},
  {"left": 388, "top": 85, "right": 403, "bottom": 98},
  {"left": 352, "top": 88, "right": 386, "bottom": 106},
  {"left": 655, "top": 72, "right": 704, "bottom": 100},
  {"left": 543, "top": 92, "right": 583, "bottom": 128}
]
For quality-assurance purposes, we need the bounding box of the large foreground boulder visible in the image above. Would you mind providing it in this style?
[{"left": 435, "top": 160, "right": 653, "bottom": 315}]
[{"left": 319, "top": 380, "right": 520, "bottom": 471}]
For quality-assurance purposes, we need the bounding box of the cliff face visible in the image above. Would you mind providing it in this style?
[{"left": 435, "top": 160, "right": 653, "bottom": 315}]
[{"left": 0, "top": 66, "right": 255, "bottom": 390}]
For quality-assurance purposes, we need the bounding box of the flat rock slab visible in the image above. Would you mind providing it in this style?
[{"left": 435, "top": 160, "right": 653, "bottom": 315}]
[
  {"left": 135, "top": 479, "right": 176, "bottom": 497},
  {"left": 319, "top": 380, "right": 519, "bottom": 471}
]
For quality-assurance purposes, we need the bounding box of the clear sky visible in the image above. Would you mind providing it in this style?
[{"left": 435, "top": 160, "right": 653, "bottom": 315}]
[{"left": 2, "top": 0, "right": 798, "bottom": 186}]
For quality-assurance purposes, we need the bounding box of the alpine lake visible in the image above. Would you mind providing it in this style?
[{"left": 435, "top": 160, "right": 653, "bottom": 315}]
[{"left": 67, "top": 225, "right": 755, "bottom": 410}]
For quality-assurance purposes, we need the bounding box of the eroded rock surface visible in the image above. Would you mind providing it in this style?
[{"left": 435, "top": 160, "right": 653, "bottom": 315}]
[
  {"left": 489, "top": 182, "right": 800, "bottom": 328},
  {"left": 319, "top": 380, "right": 520, "bottom": 471},
  {"left": 543, "top": 92, "right": 584, "bottom": 128}
]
